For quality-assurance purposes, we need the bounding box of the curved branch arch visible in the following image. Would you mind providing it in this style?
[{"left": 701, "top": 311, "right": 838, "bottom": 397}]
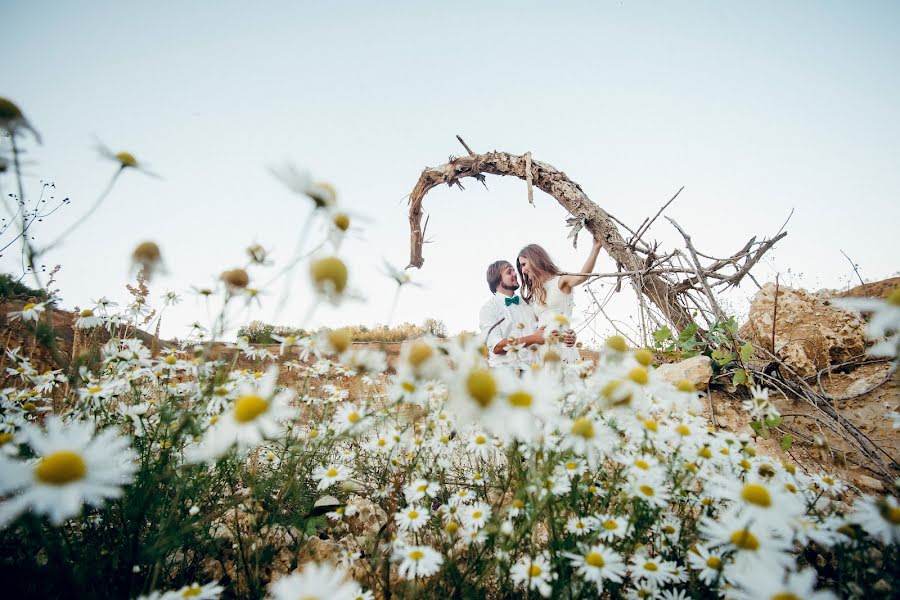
[{"left": 406, "top": 149, "right": 694, "bottom": 331}]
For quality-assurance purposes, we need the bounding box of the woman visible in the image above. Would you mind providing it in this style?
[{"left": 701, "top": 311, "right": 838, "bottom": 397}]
[{"left": 516, "top": 239, "right": 603, "bottom": 362}]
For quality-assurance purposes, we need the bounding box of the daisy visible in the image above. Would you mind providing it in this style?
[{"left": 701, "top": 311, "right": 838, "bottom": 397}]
[
  {"left": 836, "top": 288, "right": 900, "bottom": 358},
  {"left": 269, "top": 161, "right": 337, "bottom": 209},
  {"left": 629, "top": 553, "right": 678, "bottom": 587},
  {"left": 312, "top": 464, "right": 351, "bottom": 491},
  {"left": 394, "top": 544, "right": 443, "bottom": 579},
  {"left": 266, "top": 562, "right": 358, "bottom": 600},
  {"left": 811, "top": 473, "right": 847, "bottom": 496},
  {"left": 75, "top": 308, "right": 103, "bottom": 329},
  {"left": 160, "top": 581, "right": 224, "bottom": 599},
  {"left": 270, "top": 333, "right": 302, "bottom": 356},
  {"left": 699, "top": 517, "right": 793, "bottom": 572},
  {"left": 629, "top": 474, "right": 671, "bottom": 509},
  {"left": 562, "top": 544, "right": 626, "bottom": 594},
  {"left": 7, "top": 302, "right": 45, "bottom": 322},
  {"left": 332, "top": 404, "right": 367, "bottom": 435},
  {"left": 186, "top": 367, "right": 297, "bottom": 463},
  {"left": 395, "top": 505, "right": 429, "bottom": 532},
  {"left": 0, "top": 416, "right": 138, "bottom": 527},
  {"left": 404, "top": 479, "right": 440, "bottom": 503},
  {"left": 848, "top": 494, "right": 900, "bottom": 545},
  {"left": 686, "top": 544, "right": 728, "bottom": 586},
  {"left": 717, "top": 476, "right": 803, "bottom": 534},
  {"left": 461, "top": 501, "right": 491, "bottom": 530},
  {"left": 566, "top": 515, "right": 599, "bottom": 536},
  {"left": 595, "top": 514, "right": 629, "bottom": 541},
  {"left": 510, "top": 553, "right": 555, "bottom": 598},
  {"left": 730, "top": 567, "right": 837, "bottom": 600}
]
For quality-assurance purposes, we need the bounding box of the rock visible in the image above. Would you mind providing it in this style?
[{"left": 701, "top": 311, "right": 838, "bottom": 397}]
[
  {"left": 738, "top": 283, "right": 867, "bottom": 378},
  {"left": 344, "top": 495, "right": 387, "bottom": 539},
  {"left": 655, "top": 355, "right": 712, "bottom": 389},
  {"left": 855, "top": 475, "right": 884, "bottom": 493},
  {"left": 844, "top": 374, "right": 883, "bottom": 397}
]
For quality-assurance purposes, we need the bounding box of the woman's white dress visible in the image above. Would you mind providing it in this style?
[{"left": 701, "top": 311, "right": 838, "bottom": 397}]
[{"left": 533, "top": 276, "right": 580, "bottom": 363}]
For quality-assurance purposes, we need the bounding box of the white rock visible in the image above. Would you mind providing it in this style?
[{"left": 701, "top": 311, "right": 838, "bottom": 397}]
[{"left": 655, "top": 355, "right": 713, "bottom": 389}]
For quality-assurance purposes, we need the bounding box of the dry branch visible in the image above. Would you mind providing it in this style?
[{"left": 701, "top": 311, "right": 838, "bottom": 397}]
[{"left": 406, "top": 148, "right": 696, "bottom": 331}]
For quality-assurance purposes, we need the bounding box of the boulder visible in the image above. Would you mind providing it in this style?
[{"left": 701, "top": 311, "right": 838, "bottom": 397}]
[
  {"left": 655, "top": 355, "right": 712, "bottom": 389},
  {"left": 739, "top": 283, "right": 867, "bottom": 379}
]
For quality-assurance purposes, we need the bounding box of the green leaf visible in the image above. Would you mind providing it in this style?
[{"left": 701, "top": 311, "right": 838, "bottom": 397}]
[
  {"left": 711, "top": 349, "right": 735, "bottom": 366},
  {"left": 732, "top": 369, "right": 748, "bottom": 387},
  {"left": 677, "top": 323, "right": 699, "bottom": 343},
  {"left": 765, "top": 414, "right": 782, "bottom": 428},
  {"left": 780, "top": 433, "right": 794, "bottom": 450},
  {"left": 652, "top": 326, "right": 673, "bottom": 344},
  {"left": 740, "top": 342, "right": 754, "bottom": 363},
  {"left": 724, "top": 316, "right": 739, "bottom": 334},
  {"left": 749, "top": 420, "right": 764, "bottom": 434}
]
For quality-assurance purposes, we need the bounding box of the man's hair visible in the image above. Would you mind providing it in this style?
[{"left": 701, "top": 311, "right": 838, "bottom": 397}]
[{"left": 486, "top": 260, "right": 511, "bottom": 293}]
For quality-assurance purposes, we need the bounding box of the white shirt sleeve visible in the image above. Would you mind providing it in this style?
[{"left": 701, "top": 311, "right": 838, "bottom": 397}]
[{"left": 479, "top": 298, "right": 505, "bottom": 354}]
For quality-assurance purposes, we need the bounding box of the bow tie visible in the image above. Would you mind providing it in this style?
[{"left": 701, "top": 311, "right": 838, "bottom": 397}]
[{"left": 505, "top": 295, "right": 520, "bottom": 306}]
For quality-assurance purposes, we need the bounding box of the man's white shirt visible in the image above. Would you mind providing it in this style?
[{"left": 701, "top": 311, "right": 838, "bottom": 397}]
[{"left": 479, "top": 292, "right": 540, "bottom": 369}]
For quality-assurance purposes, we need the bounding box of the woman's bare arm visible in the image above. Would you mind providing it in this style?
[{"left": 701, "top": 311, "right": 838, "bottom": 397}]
[{"left": 559, "top": 238, "right": 602, "bottom": 293}]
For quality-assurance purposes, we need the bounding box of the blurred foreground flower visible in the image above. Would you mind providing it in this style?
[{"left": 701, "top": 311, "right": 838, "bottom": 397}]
[
  {"left": 131, "top": 241, "right": 164, "bottom": 280},
  {"left": 269, "top": 162, "right": 337, "bottom": 209},
  {"left": 7, "top": 301, "right": 46, "bottom": 322},
  {"left": 0, "top": 97, "right": 41, "bottom": 142},
  {"left": 96, "top": 140, "right": 161, "bottom": 178},
  {"left": 266, "top": 562, "right": 359, "bottom": 600},
  {"left": 836, "top": 286, "right": 900, "bottom": 359},
  {"left": 0, "top": 416, "right": 138, "bottom": 527}
]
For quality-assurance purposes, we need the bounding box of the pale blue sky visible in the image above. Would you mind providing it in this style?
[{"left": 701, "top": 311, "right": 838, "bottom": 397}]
[{"left": 3, "top": 1, "right": 899, "bottom": 342}]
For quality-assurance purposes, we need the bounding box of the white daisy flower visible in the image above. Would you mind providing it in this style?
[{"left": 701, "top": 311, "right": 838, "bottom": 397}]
[
  {"left": 313, "top": 464, "right": 351, "bottom": 491},
  {"left": 266, "top": 562, "right": 357, "bottom": 600},
  {"left": 730, "top": 566, "right": 837, "bottom": 600},
  {"left": 74, "top": 308, "right": 103, "bottom": 329},
  {"left": 461, "top": 501, "right": 491, "bottom": 530},
  {"left": 395, "top": 505, "right": 429, "bottom": 532},
  {"left": 185, "top": 367, "right": 297, "bottom": 463},
  {"left": 629, "top": 553, "right": 678, "bottom": 587},
  {"left": 510, "top": 552, "right": 555, "bottom": 598},
  {"left": 393, "top": 544, "right": 443, "bottom": 579},
  {"left": 562, "top": 544, "right": 626, "bottom": 594},
  {"left": 566, "top": 515, "right": 599, "bottom": 536},
  {"left": 0, "top": 416, "right": 138, "bottom": 527},
  {"left": 404, "top": 479, "right": 439, "bottom": 503},
  {"left": 686, "top": 544, "right": 729, "bottom": 586},
  {"left": 595, "top": 514, "right": 629, "bottom": 541},
  {"left": 7, "top": 302, "right": 46, "bottom": 322},
  {"left": 159, "top": 580, "right": 224, "bottom": 600},
  {"left": 847, "top": 494, "right": 900, "bottom": 545}
]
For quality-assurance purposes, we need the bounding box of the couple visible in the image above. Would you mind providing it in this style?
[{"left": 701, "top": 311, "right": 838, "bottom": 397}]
[{"left": 479, "top": 239, "right": 602, "bottom": 372}]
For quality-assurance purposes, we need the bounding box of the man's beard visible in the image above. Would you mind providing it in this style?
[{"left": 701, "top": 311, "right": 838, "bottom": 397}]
[{"left": 501, "top": 282, "right": 520, "bottom": 292}]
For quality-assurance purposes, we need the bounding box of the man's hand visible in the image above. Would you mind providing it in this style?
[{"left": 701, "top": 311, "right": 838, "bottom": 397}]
[{"left": 562, "top": 329, "right": 577, "bottom": 348}]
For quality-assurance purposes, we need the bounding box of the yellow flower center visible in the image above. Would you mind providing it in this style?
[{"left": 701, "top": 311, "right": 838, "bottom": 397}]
[
  {"left": 333, "top": 212, "right": 350, "bottom": 231},
  {"left": 879, "top": 501, "right": 900, "bottom": 525},
  {"left": 89, "top": 386, "right": 103, "bottom": 394},
  {"left": 23, "top": 302, "right": 36, "bottom": 311},
  {"left": 706, "top": 556, "right": 722, "bottom": 570},
  {"left": 181, "top": 584, "right": 203, "bottom": 597},
  {"left": 772, "top": 595, "right": 802, "bottom": 600},
  {"left": 675, "top": 424, "right": 690, "bottom": 436},
  {"left": 571, "top": 417, "right": 594, "bottom": 438},
  {"left": 639, "top": 485, "right": 655, "bottom": 497},
  {"left": 0, "top": 432, "right": 13, "bottom": 446},
  {"left": 34, "top": 450, "right": 87, "bottom": 485},
  {"left": 698, "top": 447, "right": 712, "bottom": 459},
  {"left": 606, "top": 336, "right": 628, "bottom": 352},
  {"left": 644, "top": 562, "right": 658, "bottom": 572},
  {"left": 585, "top": 552, "right": 605, "bottom": 567},
  {"left": 466, "top": 370, "right": 497, "bottom": 408},
  {"left": 328, "top": 328, "right": 351, "bottom": 353},
  {"left": 310, "top": 257, "right": 348, "bottom": 294},
  {"left": 676, "top": 379, "right": 696, "bottom": 392},
  {"left": 326, "top": 468, "right": 338, "bottom": 477},
  {"left": 407, "top": 340, "right": 433, "bottom": 368},
  {"left": 408, "top": 550, "right": 424, "bottom": 561},
  {"left": 347, "top": 412, "right": 361, "bottom": 424},
  {"left": 603, "top": 520, "right": 618, "bottom": 530},
  {"left": 233, "top": 394, "right": 268, "bottom": 423},
  {"left": 729, "top": 529, "right": 760, "bottom": 550},
  {"left": 643, "top": 419, "right": 658, "bottom": 432},
  {"left": 887, "top": 286, "right": 900, "bottom": 306},
  {"left": 512, "top": 499, "right": 525, "bottom": 509},
  {"left": 445, "top": 521, "right": 459, "bottom": 534},
  {"left": 472, "top": 511, "right": 482, "bottom": 519},
  {"left": 474, "top": 435, "right": 486, "bottom": 444},
  {"left": 628, "top": 367, "right": 649, "bottom": 385},
  {"left": 164, "top": 354, "right": 178, "bottom": 365},
  {"left": 408, "top": 510, "right": 419, "bottom": 519},
  {"left": 634, "top": 348, "right": 654, "bottom": 366},
  {"left": 22, "top": 402, "right": 36, "bottom": 412},
  {"left": 822, "top": 476, "right": 835, "bottom": 485},
  {"left": 80, "top": 309, "right": 94, "bottom": 317},
  {"left": 528, "top": 565, "right": 542, "bottom": 577},
  {"left": 115, "top": 151, "right": 138, "bottom": 167},
  {"left": 402, "top": 381, "right": 416, "bottom": 393},
  {"left": 507, "top": 391, "right": 533, "bottom": 408},
  {"left": 634, "top": 459, "right": 650, "bottom": 470}
]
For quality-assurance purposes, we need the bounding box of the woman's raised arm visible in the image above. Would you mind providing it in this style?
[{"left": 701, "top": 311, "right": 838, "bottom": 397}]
[{"left": 559, "top": 237, "right": 602, "bottom": 293}]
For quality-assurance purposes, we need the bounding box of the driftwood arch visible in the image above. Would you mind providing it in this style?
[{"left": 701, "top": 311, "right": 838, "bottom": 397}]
[{"left": 406, "top": 141, "right": 695, "bottom": 331}]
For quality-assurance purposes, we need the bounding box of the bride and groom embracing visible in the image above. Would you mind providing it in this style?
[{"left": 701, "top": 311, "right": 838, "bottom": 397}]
[{"left": 478, "top": 239, "right": 603, "bottom": 373}]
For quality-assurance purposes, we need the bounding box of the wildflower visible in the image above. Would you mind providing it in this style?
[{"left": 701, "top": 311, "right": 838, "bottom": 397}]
[
  {"left": 566, "top": 515, "right": 599, "bottom": 536},
  {"left": 270, "top": 333, "right": 302, "bottom": 357},
  {"left": 266, "top": 562, "right": 358, "bottom": 600},
  {"left": 75, "top": 308, "right": 103, "bottom": 329},
  {"left": 404, "top": 479, "right": 440, "bottom": 503},
  {"left": 131, "top": 241, "right": 164, "bottom": 279},
  {"left": 629, "top": 553, "right": 678, "bottom": 587},
  {"left": 310, "top": 256, "right": 349, "bottom": 303},
  {"left": 161, "top": 581, "right": 225, "bottom": 599},
  {"left": 811, "top": 473, "right": 847, "bottom": 495},
  {"left": 313, "top": 464, "right": 351, "bottom": 491},
  {"left": 269, "top": 162, "right": 337, "bottom": 209},
  {"left": 394, "top": 544, "right": 443, "bottom": 579},
  {"left": 562, "top": 544, "right": 626, "bottom": 594},
  {"left": 0, "top": 416, "right": 138, "bottom": 527},
  {"left": 595, "top": 514, "right": 629, "bottom": 541},
  {"left": 0, "top": 97, "right": 41, "bottom": 142},
  {"left": 629, "top": 475, "right": 671, "bottom": 509},
  {"left": 510, "top": 553, "right": 555, "bottom": 598},
  {"left": 221, "top": 268, "right": 250, "bottom": 291},
  {"left": 332, "top": 404, "right": 367, "bottom": 435},
  {"left": 731, "top": 567, "right": 837, "bottom": 600},
  {"left": 741, "top": 386, "right": 780, "bottom": 420},
  {"left": 848, "top": 494, "right": 900, "bottom": 545},
  {"left": 186, "top": 367, "right": 297, "bottom": 462},
  {"left": 395, "top": 505, "right": 429, "bottom": 532},
  {"left": 686, "top": 544, "right": 728, "bottom": 586},
  {"left": 836, "top": 287, "right": 900, "bottom": 358},
  {"left": 7, "top": 302, "right": 45, "bottom": 322},
  {"left": 461, "top": 501, "right": 491, "bottom": 530}
]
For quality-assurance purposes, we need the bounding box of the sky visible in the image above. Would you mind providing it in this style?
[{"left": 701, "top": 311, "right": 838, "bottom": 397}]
[{"left": 3, "top": 0, "right": 899, "bottom": 345}]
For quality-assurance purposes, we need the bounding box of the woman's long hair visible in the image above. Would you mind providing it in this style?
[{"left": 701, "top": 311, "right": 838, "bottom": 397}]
[{"left": 517, "top": 244, "right": 561, "bottom": 306}]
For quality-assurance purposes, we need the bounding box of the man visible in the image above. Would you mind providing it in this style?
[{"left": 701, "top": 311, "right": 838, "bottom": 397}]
[{"left": 479, "top": 260, "right": 576, "bottom": 371}]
